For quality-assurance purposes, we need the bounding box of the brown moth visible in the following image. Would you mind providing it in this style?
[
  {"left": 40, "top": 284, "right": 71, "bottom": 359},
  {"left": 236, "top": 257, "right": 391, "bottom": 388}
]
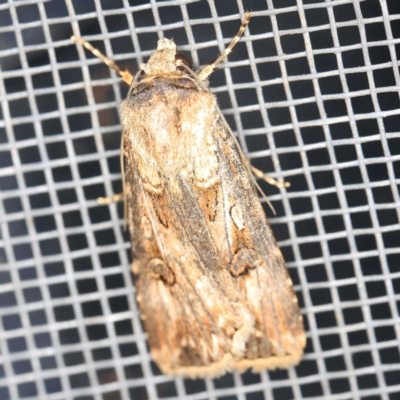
[{"left": 72, "top": 12, "right": 305, "bottom": 379}]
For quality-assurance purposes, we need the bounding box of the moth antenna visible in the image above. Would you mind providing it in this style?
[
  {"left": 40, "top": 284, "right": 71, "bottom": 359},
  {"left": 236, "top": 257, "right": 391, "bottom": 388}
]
[
  {"left": 197, "top": 11, "right": 251, "bottom": 82},
  {"left": 71, "top": 35, "right": 134, "bottom": 85}
]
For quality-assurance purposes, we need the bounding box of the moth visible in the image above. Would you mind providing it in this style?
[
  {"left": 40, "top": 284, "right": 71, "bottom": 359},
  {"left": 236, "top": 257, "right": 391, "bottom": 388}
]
[{"left": 72, "top": 12, "right": 305, "bottom": 378}]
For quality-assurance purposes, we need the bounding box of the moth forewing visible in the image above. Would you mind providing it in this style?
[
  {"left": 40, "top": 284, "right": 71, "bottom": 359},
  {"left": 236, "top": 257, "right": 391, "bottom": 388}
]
[{"left": 72, "top": 11, "right": 305, "bottom": 378}]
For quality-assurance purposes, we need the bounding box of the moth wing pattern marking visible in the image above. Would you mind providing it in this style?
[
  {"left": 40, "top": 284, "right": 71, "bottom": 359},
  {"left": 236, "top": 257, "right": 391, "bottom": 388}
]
[{"left": 72, "top": 11, "right": 305, "bottom": 378}]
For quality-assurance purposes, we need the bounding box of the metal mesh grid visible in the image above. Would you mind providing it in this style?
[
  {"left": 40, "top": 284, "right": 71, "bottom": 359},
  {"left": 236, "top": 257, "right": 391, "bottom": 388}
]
[{"left": 1, "top": 0, "right": 400, "bottom": 399}]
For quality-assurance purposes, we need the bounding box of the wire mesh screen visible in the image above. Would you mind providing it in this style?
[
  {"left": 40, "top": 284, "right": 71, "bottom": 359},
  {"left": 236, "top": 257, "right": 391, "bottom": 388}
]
[{"left": 0, "top": 0, "right": 399, "bottom": 399}]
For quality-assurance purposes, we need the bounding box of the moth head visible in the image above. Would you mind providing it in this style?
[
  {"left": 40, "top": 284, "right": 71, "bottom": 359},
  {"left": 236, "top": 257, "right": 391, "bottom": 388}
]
[{"left": 141, "top": 38, "right": 179, "bottom": 76}]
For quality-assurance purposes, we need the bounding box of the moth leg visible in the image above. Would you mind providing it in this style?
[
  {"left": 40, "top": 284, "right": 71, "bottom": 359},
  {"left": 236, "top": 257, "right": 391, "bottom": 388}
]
[
  {"left": 249, "top": 164, "right": 290, "bottom": 189},
  {"left": 97, "top": 192, "right": 124, "bottom": 205},
  {"left": 197, "top": 11, "right": 251, "bottom": 82},
  {"left": 71, "top": 35, "right": 133, "bottom": 85}
]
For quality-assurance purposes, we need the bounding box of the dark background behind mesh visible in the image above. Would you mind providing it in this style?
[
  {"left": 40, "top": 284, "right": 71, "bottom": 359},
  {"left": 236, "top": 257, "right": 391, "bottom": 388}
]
[{"left": 0, "top": 0, "right": 400, "bottom": 399}]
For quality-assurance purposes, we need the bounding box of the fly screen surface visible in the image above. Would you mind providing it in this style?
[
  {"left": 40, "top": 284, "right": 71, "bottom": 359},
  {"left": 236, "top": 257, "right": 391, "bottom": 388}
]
[{"left": 0, "top": 0, "right": 400, "bottom": 399}]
